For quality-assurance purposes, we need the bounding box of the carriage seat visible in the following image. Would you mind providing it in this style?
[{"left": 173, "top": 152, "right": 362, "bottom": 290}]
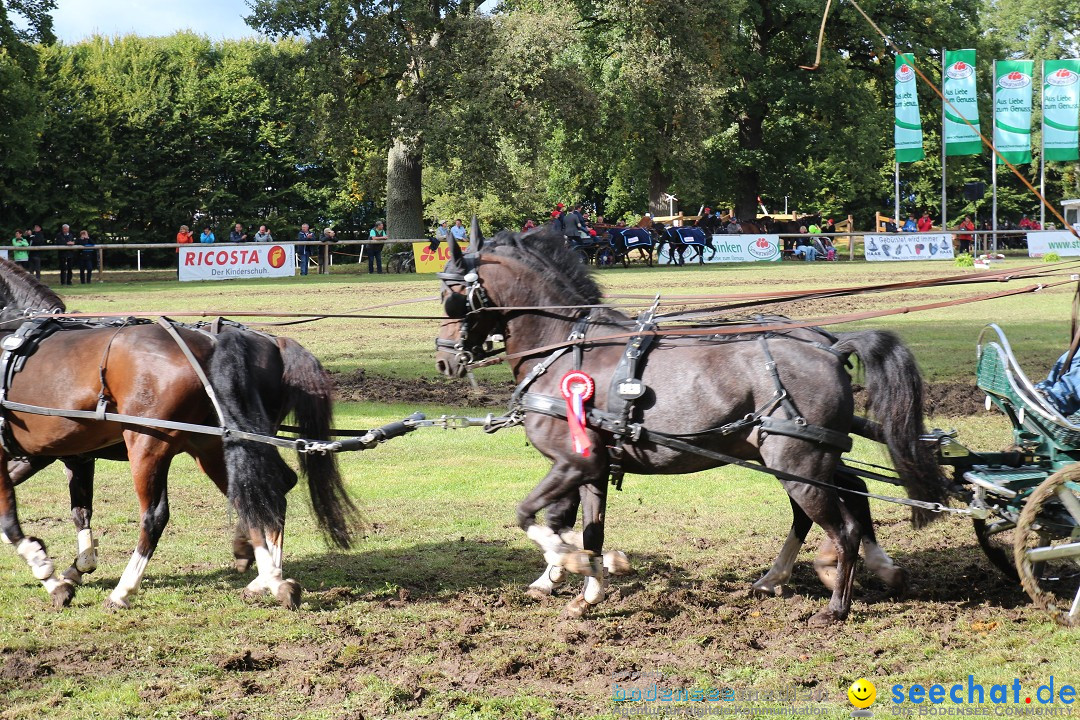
[{"left": 976, "top": 324, "right": 1080, "bottom": 449}]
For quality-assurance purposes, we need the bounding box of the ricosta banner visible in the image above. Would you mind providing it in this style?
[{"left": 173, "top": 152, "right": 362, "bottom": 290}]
[
  {"left": 894, "top": 53, "right": 924, "bottom": 162},
  {"left": 943, "top": 49, "right": 981, "bottom": 156},
  {"left": 994, "top": 59, "right": 1034, "bottom": 165},
  {"left": 1044, "top": 59, "right": 1080, "bottom": 162}
]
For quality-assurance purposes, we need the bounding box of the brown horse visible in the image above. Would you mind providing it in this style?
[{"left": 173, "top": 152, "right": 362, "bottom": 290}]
[
  {"left": 435, "top": 229, "right": 944, "bottom": 625},
  {"left": 0, "top": 259, "right": 356, "bottom": 609}
]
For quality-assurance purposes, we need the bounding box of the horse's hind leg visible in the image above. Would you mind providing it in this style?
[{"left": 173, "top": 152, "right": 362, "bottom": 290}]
[
  {"left": 0, "top": 454, "right": 75, "bottom": 607},
  {"left": 105, "top": 433, "right": 175, "bottom": 610},
  {"left": 753, "top": 496, "right": 813, "bottom": 597},
  {"left": 566, "top": 479, "right": 611, "bottom": 618},
  {"left": 193, "top": 447, "right": 255, "bottom": 573},
  {"left": 60, "top": 457, "right": 98, "bottom": 585},
  {"left": 243, "top": 525, "right": 301, "bottom": 610}
]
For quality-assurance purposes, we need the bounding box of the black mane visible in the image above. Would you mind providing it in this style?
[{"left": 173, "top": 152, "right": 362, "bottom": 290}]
[
  {"left": 0, "top": 258, "right": 64, "bottom": 320},
  {"left": 481, "top": 228, "right": 603, "bottom": 305}
]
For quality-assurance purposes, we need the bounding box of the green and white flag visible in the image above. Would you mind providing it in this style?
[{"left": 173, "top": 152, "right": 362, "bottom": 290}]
[
  {"left": 1044, "top": 59, "right": 1080, "bottom": 162},
  {"left": 894, "top": 53, "right": 924, "bottom": 162},
  {"left": 994, "top": 59, "right": 1033, "bottom": 165},
  {"left": 943, "top": 49, "right": 981, "bottom": 156}
]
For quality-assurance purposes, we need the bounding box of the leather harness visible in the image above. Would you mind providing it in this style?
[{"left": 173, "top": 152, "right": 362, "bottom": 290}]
[{"left": 437, "top": 254, "right": 855, "bottom": 491}]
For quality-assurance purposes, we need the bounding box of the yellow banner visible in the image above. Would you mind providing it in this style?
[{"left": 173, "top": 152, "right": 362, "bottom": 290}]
[{"left": 412, "top": 242, "right": 455, "bottom": 273}]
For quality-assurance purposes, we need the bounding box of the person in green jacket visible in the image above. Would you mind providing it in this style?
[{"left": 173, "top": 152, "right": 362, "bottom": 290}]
[{"left": 11, "top": 230, "right": 30, "bottom": 270}]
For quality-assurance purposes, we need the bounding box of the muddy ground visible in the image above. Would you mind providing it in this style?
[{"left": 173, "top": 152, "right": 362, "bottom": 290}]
[{"left": 332, "top": 369, "right": 986, "bottom": 417}]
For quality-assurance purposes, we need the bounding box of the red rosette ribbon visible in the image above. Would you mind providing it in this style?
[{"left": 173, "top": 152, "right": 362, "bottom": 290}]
[{"left": 559, "top": 370, "right": 595, "bottom": 456}]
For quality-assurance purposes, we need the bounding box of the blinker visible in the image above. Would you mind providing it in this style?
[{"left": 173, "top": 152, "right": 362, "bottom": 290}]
[{"left": 443, "top": 293, "right": 469, "bottom": 319}]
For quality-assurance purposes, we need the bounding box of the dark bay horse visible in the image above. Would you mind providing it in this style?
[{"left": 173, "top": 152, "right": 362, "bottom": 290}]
[
  {"left": 435, "top": 229, "right": 945, "bottom": 626},
  {"left": 0, "top": 259, "right": 356, "bottom": 609}
]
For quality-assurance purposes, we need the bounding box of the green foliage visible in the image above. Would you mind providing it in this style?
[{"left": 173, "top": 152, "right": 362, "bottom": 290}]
[
  {"left": 1043, "top": 251, "right": 1060, "bottom": 262},
  {"left": 954, "top": 252, "right": 974, "bottom": 267}
]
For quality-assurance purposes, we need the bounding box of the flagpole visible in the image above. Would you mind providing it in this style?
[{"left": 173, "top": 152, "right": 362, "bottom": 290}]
[
  {"left": 894, "top": 162, "right": 899, "bottom": 224},
  {"left": 992, "top": 59, "right": 998, "bottom": 253},
  {"left": 941, "top": 47, "right": 948, "bottom": 233},
  {"left": 1040, "top": 60, "right": 1047, "bottom": 229}
]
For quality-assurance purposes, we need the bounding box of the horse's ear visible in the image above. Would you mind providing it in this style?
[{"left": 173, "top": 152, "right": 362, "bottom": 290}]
[
  {"left": 468, "top": 215, "right": 484, "bottom": 252},
  {"left": 450, "top": 237, "right": 464, "bottom": 263}
]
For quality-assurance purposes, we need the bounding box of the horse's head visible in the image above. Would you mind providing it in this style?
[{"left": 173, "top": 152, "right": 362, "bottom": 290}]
[{"left": 434, "top": 234, "right": 505, "bottom": 378}]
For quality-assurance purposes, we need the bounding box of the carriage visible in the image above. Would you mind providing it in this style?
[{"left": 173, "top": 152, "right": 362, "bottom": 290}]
[{"left": 925, "top": 324, "right": 1080, "bottom": 624}]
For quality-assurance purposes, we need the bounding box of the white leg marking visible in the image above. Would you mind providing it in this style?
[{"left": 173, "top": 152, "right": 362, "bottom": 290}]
[
  {"left": 559, "top": 530, "right": 583, "bottom": 549},
  {"left": 862, "top": 539, "right": 906, "bottom": 589},
  {"left": 528, "top": 564, "right": 568, "bottom": 595},
  {"left": 753, "top": 529, "right": 803, "bottom": 592},
  {"left": 108, "top": 551, "right": 150, "bottom": 607},
  {"left": 75, "top": 529, "right": 97, "bottom": 573},
  {"left": 43, "top": 576, "right": 72, "bottom": 594},
  {"left": 17, "top": 538, "right": 55, "bottom": 581},
  {"left": 583, "top": 558, "right": 608, "bottom": 604},
  {"left": 1, "top": 530, "right": 9, "bottom": 544},
  {"left": 247, "top": 542, "right": 284, "bottom": 597},
  {"left": 526, "top": 525, "right": 571, "bottom": 567}
]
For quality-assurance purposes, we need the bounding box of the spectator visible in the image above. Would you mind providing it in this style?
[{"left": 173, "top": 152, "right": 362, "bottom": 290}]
[
  {"left": 229, "top": 223, "right": 248, "bottom": 243},
  {"left": 199, "top": 226, "right": 215, "bottom": 243},
  {"left": 917, "top": 211, "right": 934, "bottom": 232},
  {"left": 367, "top": 220, "right": 386, "bottom": 274},
  {"left": 902, "top": 214, "right": 917, "bottom": 232},
  {"left": 794, "top": 226, "right": 818, "bottom": 261},
  {"left": 522, "top": 219, "right": 536, "bottom": 232},
  {"left": 77, "top": 230, "right": 95, "bottom": 284},
  {"left": 54, "top": 223, "right": 75, "bottom": 286},
  {"left": 435, "top": 220, "right": 449, "bottom": 244},
  {"left": 295, "top": 223, "right": 316, "bottom": 275},
  {"left": 955, "top": 215, "right": 975, "bottom": 255},
  {"left": 319, "top": 227, "right": 336, "bottom": 275},
  {"left": 820, "top": 235, "right": 837, "bottom": 261},
  {"left": 563, "top": 204, "right": 588, "bottom": 241},
  {"left": 11, "top": 230, "right": 30, "bottom": 271},
  {"left": 254, "top": 225, "right": 273, "bottom": 243},
  {"left": 450, "top": 219, "right": 467, "bottom": 243},
  {"left": 176, "top": 224, "right": 194, "bottom": 249},
  {"left": 1019, "top": 214, "right": 1035, "bottom": 231},
  {"left": 26, "top": 224, "right": 45, "bottom": 279},
  {"left": 823, "top": 218, "right": 837, "bottom": 235}
]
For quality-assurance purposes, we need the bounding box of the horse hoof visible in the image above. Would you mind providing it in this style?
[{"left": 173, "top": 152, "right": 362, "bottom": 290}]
[
  {"left": 276, "top": 580, "right": 302, "bottom": 610},
  {"left": 61, "top": 566, "right": 84, "bottom": 585},
  {"left": 808, "top": 609, "right": 844, "bottom": 627},
  {"left": 603, "top": 550, "right": 631, "bottom": 576},
  {"left": 50, "top": 581, "right": 75, "bottom": 609},
  {"left": 525, "top": 586, "right": 551, "bottom": 601},
  {"left": 103, "top": 596, "right": 130, "bottom": 611},
  {"left": 561, "top": 550, "right": 596, "bottom": 576},
  {"left": 562, "top": 594, "right": 590, "bottom": 619},
  {"left": 751, "top": 582, "right": 785, "bottom": 598},
  {"left": 882, "top": 566, "right": 909, "bottom": 593},
  {"left": 242, "top": 586, "right": 266, "bottom": 602}
]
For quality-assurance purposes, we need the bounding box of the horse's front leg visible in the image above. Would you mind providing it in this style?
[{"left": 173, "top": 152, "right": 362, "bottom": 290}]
[
  {"left": 518, "top": 461, "right": 604, "bottom": 577},
  {"left": 566, "top": 479, "right": 611, "bottom": 617},
  {"left": 0, "top": 453, "right": 75, "bottom": 608},
  {"left": 526, "top": 492, "right": 579, "bottom": 599}
]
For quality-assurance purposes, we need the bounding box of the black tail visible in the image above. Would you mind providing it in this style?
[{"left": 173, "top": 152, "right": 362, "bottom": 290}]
[
  {"left": 833, "top": 330, "right": 946, "bottom": 527},
  {"left": 208, "top": 329, "right": 357, "bottom": 549},
  {"left": 277, "top": 336, "right": 360, "bottom": 549}
]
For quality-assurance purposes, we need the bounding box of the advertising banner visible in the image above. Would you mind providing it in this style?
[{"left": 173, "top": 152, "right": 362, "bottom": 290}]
[
  {"left": 179, "top": 244, "right": 294, "bottom": 282},
  {"left": 1027, "top": 227, "right": 1080, "bottom": 257},
  {"left": 1044, "top": 59, "right": 1080, "bottom": 162},
  {"left": 413, "top": 241, "right": 453, "bottom": 273},
  {"left": 701, "top": 235, "right": 783, "bottom": 263},
  {"left": 994, "top": 59, "right": 1034, "bottom": 165},
  {"left": 943, "top": 49, "right": 982, "bottom": 156},
  {"left": 863, "top": 234, "right": 954, "bottom": 262},
  {"left": 894, "top": 53, "right": 925, "bottom": 162}
]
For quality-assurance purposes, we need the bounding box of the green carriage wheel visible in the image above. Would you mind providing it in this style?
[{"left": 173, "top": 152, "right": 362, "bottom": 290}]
[{"left": 1012, "top": 467, "right": 1080, "bottom": 626}]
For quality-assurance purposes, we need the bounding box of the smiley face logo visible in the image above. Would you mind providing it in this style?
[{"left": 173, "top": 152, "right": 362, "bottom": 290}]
[{"left": 848, "top": 678, "right": 876, "bottom": 709}]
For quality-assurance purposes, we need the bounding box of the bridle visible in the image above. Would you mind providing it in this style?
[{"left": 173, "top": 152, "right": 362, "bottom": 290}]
[{"left": 435, "top": 252, "right": 506, "bottom": 367}]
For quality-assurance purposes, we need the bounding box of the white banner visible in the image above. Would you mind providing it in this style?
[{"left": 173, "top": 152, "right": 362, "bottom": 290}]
[
  {"left": 864, "top": 234, "right": 954, "bottom": 261},
  {"left": 179, "top": 244, "right": 295, "bottom": 281},
  {"left": 1027, "top": 227, "right": 1080, "bottom": 257},
  {"left": 695, "top": 235, "right": 781, "bottom": 263}
]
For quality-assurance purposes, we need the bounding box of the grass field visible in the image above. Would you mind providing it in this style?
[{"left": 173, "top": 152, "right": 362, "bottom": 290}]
[{"left": 1, "top": 258, "right": 1079, "bottom": 720}]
